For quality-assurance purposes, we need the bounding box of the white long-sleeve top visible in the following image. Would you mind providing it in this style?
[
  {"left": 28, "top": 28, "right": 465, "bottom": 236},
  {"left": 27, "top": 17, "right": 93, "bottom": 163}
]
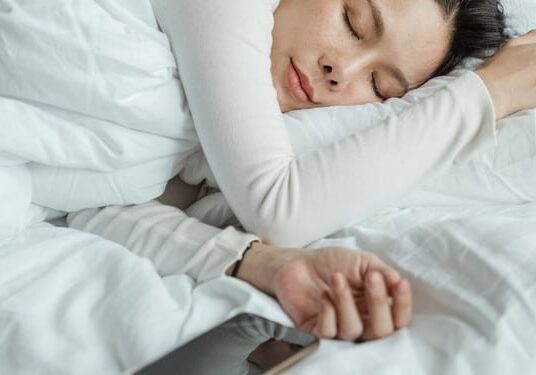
[
  {"left": 68, "top": 0, "right": 497, "bottom": 282},
  {"left": 67, "top": 201, "right": 259, "bottom": 282},
  {"left": 151, "top": 0, "right": 496, "bottom": 247}
]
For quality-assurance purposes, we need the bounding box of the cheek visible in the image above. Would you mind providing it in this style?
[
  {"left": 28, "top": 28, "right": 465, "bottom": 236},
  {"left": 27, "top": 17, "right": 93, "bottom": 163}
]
[
  {"left": 333, "top": 80, "right": 379, "bottom": 106},
  {"left": 288, "top": 3, "right": 346, "bottom": 51}
]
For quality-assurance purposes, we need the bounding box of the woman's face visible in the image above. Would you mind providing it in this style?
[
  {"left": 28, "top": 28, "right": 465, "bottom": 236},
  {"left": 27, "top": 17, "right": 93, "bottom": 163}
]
[{"left": 271, "top": 0, "right": 452, "bottom": 112}]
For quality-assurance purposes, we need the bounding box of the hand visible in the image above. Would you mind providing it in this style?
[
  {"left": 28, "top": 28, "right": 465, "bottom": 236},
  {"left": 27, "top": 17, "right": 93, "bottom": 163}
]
[
  {"left": 475, "top": 30, "right": 536, "bottom": 120},
  {"left": 235, "top": 243, "right": 412, "bottom": 342},
  {"left": 272, "top": 247, "right": 412, "bottom": 341}
]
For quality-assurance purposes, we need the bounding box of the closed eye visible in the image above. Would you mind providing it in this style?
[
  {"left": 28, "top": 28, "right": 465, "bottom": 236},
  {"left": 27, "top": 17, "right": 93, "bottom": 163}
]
[
  {"left": 371, "top": 73, "right": 386, "bottom": 100},
  {"left": 343, "top": 8, "right": 360, "bottom": 40}
]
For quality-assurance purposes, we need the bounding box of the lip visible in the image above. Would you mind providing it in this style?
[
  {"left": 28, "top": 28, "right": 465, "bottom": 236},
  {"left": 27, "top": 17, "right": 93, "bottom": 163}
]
[{"left": 287, "top": 58, "right": 315, "bottom": 103}]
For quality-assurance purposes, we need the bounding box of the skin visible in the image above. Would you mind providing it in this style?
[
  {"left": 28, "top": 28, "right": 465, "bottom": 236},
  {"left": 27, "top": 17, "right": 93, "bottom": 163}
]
[
  {"left": 270, "top": 0, "right": 452, "bottom": 112},
  {"left": 228, "top": 0, "right": 450, "bottom": 342},
  {"left": 228, "top": 242, "right": 412, "bottom": 341},
  {"left": 475, "top": 30, "right": 536, "bottom": 120}
]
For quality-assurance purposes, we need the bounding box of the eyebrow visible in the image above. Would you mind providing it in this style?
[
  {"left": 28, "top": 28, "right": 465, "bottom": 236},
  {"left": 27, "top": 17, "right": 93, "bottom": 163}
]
[{"left": 366, "top": 0, "right": 385, "bottom": 37}]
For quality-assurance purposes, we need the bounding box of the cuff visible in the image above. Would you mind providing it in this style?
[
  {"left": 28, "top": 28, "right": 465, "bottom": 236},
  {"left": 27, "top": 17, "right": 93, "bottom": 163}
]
[
  {"left": 451, "top": 70, "right": 498, "bottom": 164},
  {"left": 195, "top": 225, "right": 260, "bottom": 283}
]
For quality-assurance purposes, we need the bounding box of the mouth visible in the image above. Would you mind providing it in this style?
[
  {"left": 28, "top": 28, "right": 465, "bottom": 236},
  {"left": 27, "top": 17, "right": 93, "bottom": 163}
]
[{"left": 287, "top": 58, "right": 315, "bottom": 104}]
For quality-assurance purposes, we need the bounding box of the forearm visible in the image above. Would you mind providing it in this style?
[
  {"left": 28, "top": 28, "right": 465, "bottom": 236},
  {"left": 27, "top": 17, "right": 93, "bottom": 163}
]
[{"left": 67, "top": 200, "right": 259, "bottom": 282}]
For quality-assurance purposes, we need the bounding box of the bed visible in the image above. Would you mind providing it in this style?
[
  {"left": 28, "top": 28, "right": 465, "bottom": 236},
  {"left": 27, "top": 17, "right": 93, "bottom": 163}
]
[
  {"left": 1, "top": 0, "right": 536, "bottom": 373},
  {"left": 2, "top": 168, "right": 536, "bottom": 374}
]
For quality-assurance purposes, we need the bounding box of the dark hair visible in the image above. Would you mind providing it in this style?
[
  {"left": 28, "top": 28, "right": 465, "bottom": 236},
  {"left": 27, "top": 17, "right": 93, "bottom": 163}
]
[{"left": 433, "top": 0, "right": 508, "bottom": 77}]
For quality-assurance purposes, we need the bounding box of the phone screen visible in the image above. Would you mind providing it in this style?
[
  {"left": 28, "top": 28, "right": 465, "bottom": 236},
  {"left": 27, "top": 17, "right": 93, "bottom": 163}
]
[{"left": 130, "top": 313, "right": 319, "bottom": 375}]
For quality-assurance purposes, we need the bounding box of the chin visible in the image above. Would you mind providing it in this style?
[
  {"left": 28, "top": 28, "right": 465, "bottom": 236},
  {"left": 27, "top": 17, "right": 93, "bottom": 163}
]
[
  {"left": 279, "top": 103, "right": 292, "bottom": 113},
  {"left": 275, "top": 90, "right": 295, "bottom": 113}
]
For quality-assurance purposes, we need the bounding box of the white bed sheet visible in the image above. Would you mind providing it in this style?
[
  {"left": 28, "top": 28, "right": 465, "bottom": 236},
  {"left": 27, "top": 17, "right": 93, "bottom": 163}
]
[
  {"left": 289, "top": 203, "right": 536, "bottom": 374},
  {"left": 0, "top": 220, "right": 290, "bottom": 374},
  {"left": 2, "top": 203, "right": 535, "bottom": 374}
]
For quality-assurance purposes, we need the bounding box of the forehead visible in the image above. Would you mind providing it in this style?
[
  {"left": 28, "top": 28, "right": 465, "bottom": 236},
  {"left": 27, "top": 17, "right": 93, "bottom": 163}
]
[{"left": 376, "top": 0, "right": 451, "bottom": 86}]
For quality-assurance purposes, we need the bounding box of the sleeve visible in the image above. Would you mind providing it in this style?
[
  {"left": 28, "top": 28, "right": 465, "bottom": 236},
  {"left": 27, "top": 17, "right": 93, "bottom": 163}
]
[
  {"left": 151, "top": 0, "right": 497, "bottom": 247},
  {"left": 66, "top": 201, "right": 259, "bottom": 283}
]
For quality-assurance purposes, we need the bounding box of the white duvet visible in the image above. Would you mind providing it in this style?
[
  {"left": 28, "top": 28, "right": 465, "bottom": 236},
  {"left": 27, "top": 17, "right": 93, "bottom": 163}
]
[
  {"left": 3, "top": 202, "right": 536, "bottom": 375},
  {"left": 1, "top": 0, "right": 536, "bottom": 374},
  {"left": 293, "top": 202, "right": 536, "bottom": 374}
]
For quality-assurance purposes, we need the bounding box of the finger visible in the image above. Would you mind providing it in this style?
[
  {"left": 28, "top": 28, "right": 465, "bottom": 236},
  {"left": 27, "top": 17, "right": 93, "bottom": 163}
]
[
  {"left": 355, "top": 299, "right": 369, "bottom": 317},
  {"left": 316, "top": 293, "right": 337, "bottom": 339},
  {"left": 332, "top": 273, "right": 364, "bottom": 341},
  {"left": 363, "top": 253, "right": 401, "bottom": 287},
  {"left": 391, "top": 279, "right": 413, "bottom": 329},
  {"left": 362, "top": 271, "right": 394, "bottom": 340},
  {"left": 350, "top": 291, "right": 369, "bottom": 316}
]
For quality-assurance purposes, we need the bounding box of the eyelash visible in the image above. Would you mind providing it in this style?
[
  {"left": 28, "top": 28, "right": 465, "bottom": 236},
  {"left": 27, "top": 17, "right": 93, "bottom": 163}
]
[
  {"left": 371, "top": 73, "right": 385, "bottom": 100},
  {"left": 343, "top": 8, "right": 360, "bottom": 40}
]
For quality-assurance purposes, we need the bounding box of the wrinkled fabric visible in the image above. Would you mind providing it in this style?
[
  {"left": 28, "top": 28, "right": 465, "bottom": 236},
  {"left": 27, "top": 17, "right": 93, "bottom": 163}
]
[
  {"left": 3, "top": 204, "right": 536, "bottom": 374},
  {"left": 0, "top": 223, "right": 289, "bottom": 374},
  {"left": 67, "top": 201, "right": 259, "bottom": 282},
  {"left": 0, "top": 0, "right": 198, "bottom": 211}
]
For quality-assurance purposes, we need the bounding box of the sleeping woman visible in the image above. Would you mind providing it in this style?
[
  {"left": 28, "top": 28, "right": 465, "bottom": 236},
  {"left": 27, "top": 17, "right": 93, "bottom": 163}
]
[{"left": 68, "top": 0, "right": 536, "bottom": 342}]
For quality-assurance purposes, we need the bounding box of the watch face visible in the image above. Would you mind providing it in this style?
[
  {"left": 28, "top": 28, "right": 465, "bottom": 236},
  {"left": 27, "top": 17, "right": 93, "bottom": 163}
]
[{"left": 132, "top": 313, "right": 318, "bottom": 375}]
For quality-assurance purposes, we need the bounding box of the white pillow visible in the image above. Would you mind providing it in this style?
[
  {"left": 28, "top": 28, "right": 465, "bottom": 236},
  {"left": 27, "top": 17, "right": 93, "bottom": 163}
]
[
  {"left": 285, "top": 74, "right": 536, "bottom": 208},
  {"left": 501, "top": 0, "right": 536, "bottom": 36}
]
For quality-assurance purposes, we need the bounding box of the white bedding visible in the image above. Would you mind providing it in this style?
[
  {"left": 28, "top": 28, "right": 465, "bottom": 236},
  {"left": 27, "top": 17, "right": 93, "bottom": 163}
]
[
  {"left": 0, "top": 0, "right": 196, "bottom": 210},
  {"left": 2, "top": 203, "right": 536, "bottom": 374},
  {"left": 291, "top": 203, "right": 536, "bottom": 374},
  {"left": 1, "top": 0, "right": 536, "bottom": 374},
  {"left": 0, "top": 221, "right": 289, "bottom": 373}
]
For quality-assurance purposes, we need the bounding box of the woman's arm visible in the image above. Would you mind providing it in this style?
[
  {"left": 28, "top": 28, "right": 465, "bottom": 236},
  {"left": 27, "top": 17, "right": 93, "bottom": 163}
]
[
  {"left": 67, "top": 201, "right": 258, "bottom": 282},
  {"left": 67, "top": 201, "right": 412, "bottom": 341},
  {"left": 153, "top": 0, "right": 499, "bottom": 247}
]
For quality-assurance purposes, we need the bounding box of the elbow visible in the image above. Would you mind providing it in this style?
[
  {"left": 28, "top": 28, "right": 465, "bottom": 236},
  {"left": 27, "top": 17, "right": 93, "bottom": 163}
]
[{"left": 233, "top": 163, "right": 322, "bottom": 247}]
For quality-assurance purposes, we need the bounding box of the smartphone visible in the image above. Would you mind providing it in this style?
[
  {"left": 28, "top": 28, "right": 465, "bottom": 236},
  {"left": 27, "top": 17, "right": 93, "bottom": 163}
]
[{"left": 128, "top": 313, "right": 319, "bottom": 375}]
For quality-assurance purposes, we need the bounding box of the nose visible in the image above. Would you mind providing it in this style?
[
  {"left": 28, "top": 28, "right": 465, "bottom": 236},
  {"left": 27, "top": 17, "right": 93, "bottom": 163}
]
[
  {"left": 319, "top": 52, "right": 370, "bottom": 91},
  {"left": 322, "top": 63, "right": 337, "bottom": 87}
]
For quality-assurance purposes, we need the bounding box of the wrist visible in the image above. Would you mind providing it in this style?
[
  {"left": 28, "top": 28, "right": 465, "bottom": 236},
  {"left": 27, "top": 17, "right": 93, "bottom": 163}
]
[
  {"left": 475, "top": 68, "right": 511, "bottom": 120},
  {"left": 233, "top": 242, "right": 301, "bottom": 296}
]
